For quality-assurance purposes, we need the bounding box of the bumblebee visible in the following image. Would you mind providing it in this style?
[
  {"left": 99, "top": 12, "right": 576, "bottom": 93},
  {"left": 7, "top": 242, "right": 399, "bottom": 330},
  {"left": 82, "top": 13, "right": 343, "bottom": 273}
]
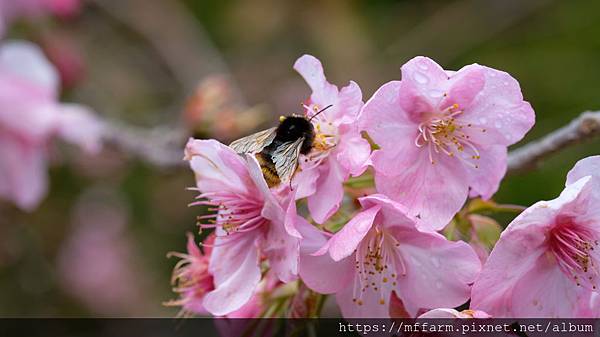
[{"left": 229, "top": 105, "right": 332, "bottom": 187}]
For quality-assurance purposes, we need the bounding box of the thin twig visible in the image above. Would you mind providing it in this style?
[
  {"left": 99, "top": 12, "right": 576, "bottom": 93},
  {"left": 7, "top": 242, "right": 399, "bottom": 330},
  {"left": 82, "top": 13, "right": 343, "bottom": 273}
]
[
  {"left": 100, "top": 120, "right": 186, "bottom": 168},
  {"left": 507, "top": 111, "right": 600, "bottom": 173}
]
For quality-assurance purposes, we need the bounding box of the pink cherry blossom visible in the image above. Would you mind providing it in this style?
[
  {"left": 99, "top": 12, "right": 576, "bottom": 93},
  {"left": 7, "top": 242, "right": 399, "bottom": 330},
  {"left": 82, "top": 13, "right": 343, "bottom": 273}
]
[
  {"left": 471, "top": 156, "right": 600, "bottom": 318},
  {"left": 298, "top": 194, "right": 481, "bottom": 318},
  {"left": 418, "top": 308, "right": 491, "bottom": 319},
  {"left": 360, "top": 56, "right": 534, "bottom": 231},
  {"left": 165, "top": 232, "right": 215, "bottom": 316},
  {"left": 185, "top": 138, "right": 303, "bottom": 316},
  {"left": 290, "top": 54, "right": 371, "bottom": 224},
  {"left": 0, "top": 40, "right": 102, "bottom": 211},
  {"left": 166, "top": 232, "right": 279, "bottom": 318}
]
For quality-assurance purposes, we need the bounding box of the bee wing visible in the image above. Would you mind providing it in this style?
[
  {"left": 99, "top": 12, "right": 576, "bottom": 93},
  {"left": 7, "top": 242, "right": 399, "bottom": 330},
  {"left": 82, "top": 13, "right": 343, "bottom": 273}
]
[
  {"left": 272, "top": 137, "right": 304, "bottom": 184},
  {"left": 229, "top": 127, "right": 277, "bottom": 154}
]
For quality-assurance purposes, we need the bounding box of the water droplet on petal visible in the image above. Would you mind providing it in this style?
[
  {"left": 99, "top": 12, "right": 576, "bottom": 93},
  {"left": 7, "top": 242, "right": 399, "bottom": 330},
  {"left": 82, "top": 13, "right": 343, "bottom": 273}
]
[
  {"left": 428, "top": 89, "right": 444, "bottom": 98},
  {"left": 414, "top": 71, "right": 429, "bottom": 84}
]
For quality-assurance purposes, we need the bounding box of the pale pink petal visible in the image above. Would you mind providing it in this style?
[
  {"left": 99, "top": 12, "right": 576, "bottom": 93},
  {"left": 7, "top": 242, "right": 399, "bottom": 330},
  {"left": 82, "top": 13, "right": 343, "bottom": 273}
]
[
  {"left": 440, "top": 64, "right": 485, "bottom": 110},
  {"left": 470, "top": 226, "right": 550, "bottom": 316},
  {"left": 298, "top": 218, "right": 354, "bottom": 294},
  {"left": 358, "top": 194, "right": 416, "bottom": 229},
  {"left": 245, "top": 154, "right": 284, "bottom": 220},
  {"left": 360, "top": 81, "right": 418, "bottom": 152},
  {"left": 0, "top": 134, "right": 48, "bottom": 211},
  {"left": 460, "top": 66, "right": 535, "bottom": 147},
  {"left": 55, "top": 103, "right": 103, "bottom": 153},
  {"left": 394, "top": 227, "right": 481, "bottom": 310},
  {"left": 398, "top": 56, "right": 449, "bottom": 118},
  {"left": 185, "top": 232, "right": 201, "bottom": 257},
  {"left": 204, "top": 233, "right": 261, "bottom": 316},
  {"left": 418, "top": 308, "right": 464, "bottom": 319},
  {"left": 290, "top": 163, "right": 318, "bottom": 199},
  {"left": 313, "top": 205, "right": 381, "bottom": 261},
  {"left": 185, "top": 139, "right": 254, "bottom": 195},
  {"left": 510, "top": 254, "right": 588, "bottom": 318},
  {"left": 335, "top": 275, "right": 393, "bottom": 318},
  {"left": 334, "top": 80, "right": 363, "bottom": 124},
  {"left": 567, "top": 155, "right": 600, "bottom": 185},
  {"left": 293, "top": 54, "right": 338, "bottom": 107},
  {"left": 307, "top": 158, "right": 346, "bottom": 224},
  {"left": 283, "top": 190, "right": 302, "bottom": 238},
  {"left": 418, "top": 308, "right": 491, "bottom": 318},
  {"left": 374, "top": 148, "right": 469, "bottom": 231},
  {"left": 466, "top": 145, "right": 507, "bottom": 199},
  {"left": 335, "top": 129, "right": 370, "bottom": 176},
  {"left": 0, "top": 40, "right": 58, "bottom": 98},
  {"left": 264, "top": 214, "right": 300, "bottom": 283}
]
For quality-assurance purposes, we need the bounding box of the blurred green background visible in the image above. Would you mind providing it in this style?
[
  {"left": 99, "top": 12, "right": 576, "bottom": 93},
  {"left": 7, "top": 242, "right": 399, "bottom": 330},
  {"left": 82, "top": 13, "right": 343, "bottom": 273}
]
[{"left": 0, "top": 0, "right": 599, "bottom": 316}]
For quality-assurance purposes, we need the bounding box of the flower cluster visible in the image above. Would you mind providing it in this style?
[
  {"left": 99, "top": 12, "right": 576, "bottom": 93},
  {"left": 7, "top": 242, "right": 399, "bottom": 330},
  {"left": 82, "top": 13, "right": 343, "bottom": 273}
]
[{"left": 168, "top": 54, "right": 600, "bottom": 318}]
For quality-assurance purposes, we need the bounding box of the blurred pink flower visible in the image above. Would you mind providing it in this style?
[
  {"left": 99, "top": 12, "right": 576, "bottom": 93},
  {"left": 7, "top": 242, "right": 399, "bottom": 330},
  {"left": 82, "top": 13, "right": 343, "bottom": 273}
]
[
  {"left": 165, "top": 232, "right": 215, "bottom": 317},
  {"left": 418, "top": 308, "right": 491, "bottom": 318},
  {"left": 360, "top": 56, "right": 534, "bottom": 231},
  {"left": 185, "top": 139, "right": 302, "bottom": 316},
  {"left": 290, "top": 54, "right": 371, "bottom": 224},
  {"left": 0, "top": 0, "right": 80, "bottom": 35},
  {"left": 57, "top": 194, "right": 151, "bottom": 316},
  {"left": 0, "top": 40, "right": 102, "bottom": 211},
  {"left": 298, "top": 194, "right": 481, "bottom": 318},
  {"left": 471, "top": 156, "right": 600, "bottom": 317}
]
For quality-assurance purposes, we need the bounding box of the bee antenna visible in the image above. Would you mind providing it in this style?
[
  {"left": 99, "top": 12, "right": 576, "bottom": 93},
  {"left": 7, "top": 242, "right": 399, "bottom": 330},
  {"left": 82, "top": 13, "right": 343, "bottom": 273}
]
[{"left": 308, "top": 104, "right": 333, "bottom": 121}]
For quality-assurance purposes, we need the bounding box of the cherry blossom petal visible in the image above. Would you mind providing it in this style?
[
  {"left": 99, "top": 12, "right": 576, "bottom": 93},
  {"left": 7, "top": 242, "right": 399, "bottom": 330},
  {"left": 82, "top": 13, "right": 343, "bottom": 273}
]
[
  {"left": 307, "top": 158, "right": 346, "bottom": 224},
  {"left": 293, "top": 54, "right": 338, "bottom": 107},
  {"left": 298, "top": 219, "right": 354, "bottom": 294},
  {"left": 509, "top": 254, "right": 587, "bottom": 318},
  {"left": 398, "top": 56, "right": 449, "bottom": 117},
  {"left": 313, "top": 205, "right": 381, "bottom": 261},
  {"left": 374, "top": 148, "right": 469, "bottom": 231},
  {"left": 335, "top": 129, "right": 371, "bottom": 176},
  {"left": 334, "top": 80, "right": 363, "bottom": 124},
  {"left": 204, "top": 233, "right": 261, "bottom": 316},
  {"left": 360, "top": 81, "right": 418, "bottom": 151},
  {"left": 440, "top": 64, "right": 485, "bottom": 111},
  {"left": 0, "top": 40, "right": 58, "bottom": 98},
  {"left": 0, "top": 134, "right": 48, "bottom": 211},
  {"left": 466, "top": 145, "right": 507, "bottom": 199},
  {"left": 460, "top": 66, "right": 535, "bottom": 147},
  {"left": 358, "top": 194, "right": 416, "bottom": 229},
  {"left": 567, "top": 155, "right": 600, "bottom": 185},
  {"left": 291, "top": 164, "right": 318, "bottom": 199},
  {"left": 186, "top": 139, "right": 254, "bottom": 195},
  {"left": 394, "top": 227, "right": 481, "bottom": 311},
  {"left": 335, "top": 274, "right": 393, "bottom": 318}
]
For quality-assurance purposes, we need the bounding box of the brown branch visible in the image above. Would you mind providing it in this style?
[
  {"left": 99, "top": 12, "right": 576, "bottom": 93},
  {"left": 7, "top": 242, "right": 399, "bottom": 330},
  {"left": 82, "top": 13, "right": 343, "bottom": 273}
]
[
  {"left": 99, "top": 110, "right": 600, "bottom": 171},
  {"left": 100, "top": 120, "right": 186, "bottom": 168},
  {"left": 507, "top": 111, "right": 600, "bottom": 173}
]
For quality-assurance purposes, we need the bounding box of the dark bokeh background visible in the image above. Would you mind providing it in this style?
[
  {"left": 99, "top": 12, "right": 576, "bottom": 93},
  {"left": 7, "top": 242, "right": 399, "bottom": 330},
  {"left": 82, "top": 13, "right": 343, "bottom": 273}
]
[{"left": 0, "top": 0, "right": 599, "bottom": 316}]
